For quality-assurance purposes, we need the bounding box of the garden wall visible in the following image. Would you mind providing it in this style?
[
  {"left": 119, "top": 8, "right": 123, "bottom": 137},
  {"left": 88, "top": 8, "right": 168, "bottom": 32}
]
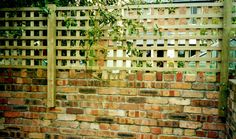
[{"left": 0, "top": 68, "right": 226, "bottom": 139}]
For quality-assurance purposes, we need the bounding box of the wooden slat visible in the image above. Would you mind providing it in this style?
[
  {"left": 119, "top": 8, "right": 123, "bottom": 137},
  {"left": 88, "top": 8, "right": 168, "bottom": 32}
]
[
  {"left": 219, "top": 0, "right": 232, "bottom": 117},
  {"left": 47, "top": 4, "right": 56, "bottom": 108}
]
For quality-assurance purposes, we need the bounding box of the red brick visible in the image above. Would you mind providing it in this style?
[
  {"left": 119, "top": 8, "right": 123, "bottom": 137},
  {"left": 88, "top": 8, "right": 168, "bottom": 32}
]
[
  {"left": 196, "top": 72, "right": 205, "bottom": 82},
  {"left": 151, "top": 127, "right": 162, "bottom": 134},
  {"left": 30, "top": 106, "right": 46, "bottom": 112},
  {"left": 176, "top": 72, "right": 183, "bottom": 82},
  {"left": 196, "top": 130, "right": 206, "bottom": 137},
  {"left": 159, "top": 136, "right": 178, "bottom": 139},
  {"left": 0, "top": 106, "right": 11, "bottom": 111},
  {"left": 78, "top": 129, "right": 97, "bottom": 136},
  {"left": 128, "top": 74, "right": 135, "bottom": 81},
  {"left": 137, "top": 71, "right": 143, "bottom": 81},
  {"left": 23, "top": 112, "right": 40, "bottom": 119},
  {"left": 41, "top": 127, "right": 58, "bottom": 133},
  {"left": 207, "top": 131, "right": 219, "bottom": 138},
  {"left": 156, "top": 72, "right": 163, "bottom": 81},
  {"left": 110, "top": 124, "right": 119, "bottom": 130},
  {"left": 4, "top": 112, "right": 22, "bottom": 118},
  {"left": 66, "top": 108, "right": 84, "bottom": 114},
  {"left": 22, "top": 126, "right": 40, "bottom": 132},
  {"left": 57, "top": 79, "right": 68, "bottom": 86},
  {"left": 120, "top": 104, "right": 139, "bottom": 110},
  {"left": 0, "top": 98, "right": 8, "bottom": 104},
  {"left": 8, "top": 98, "right": 25, "bottom": 105},
  {"left": 77, "top": 115, "right": 95, "bottom": 122},
  {"left": 99, "top": 123, "right": 110, "bottom": 130},
  {"left": 42, "top": 113, "right": 57, "bottom": 120}
]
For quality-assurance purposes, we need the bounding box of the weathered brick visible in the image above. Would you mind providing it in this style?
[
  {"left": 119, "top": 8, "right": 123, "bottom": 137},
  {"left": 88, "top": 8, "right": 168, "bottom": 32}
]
[
  {"left": 52, "top": 121, "right": 79, "bottom": 128},
  {"left": 139, "top": 89, "right": 159, "bottom": 96},
  {"left": 32, "top": 79, "right": 47, "bottom": 85},
  {"left": 161, "top": 90, "right": 180, "bottom": 97},
  {"left": 173, "top": 128, "right": 183, "bottom": 135},
  {"left": 8, "top": 99, "right": 25, "bottom": 105},
  {"left": 169, "top": 98, "right": 190, "bottom": 105},
  {"left": 162, "top": 128, "right": 173, "bottom": 134},
  {"left": 181, "top": 91, "right": 204, "bottom": 98},
  {"left": 4, "top": 112, "right": 22, "bottom": 118},
  {"left": 66, "top": 108, "right": 84, "bottom": 114},
  {"left": 140, "top": 126, "right": 150, "bottom": 133},
  {"left": 207, "top": 131, "right": 219, "bottom": 138},
  {"left": 0, "top": 98, "right": 8, "bottom": 104},
  {"left": 117, "top": 132, "right": 135, "bottom": 138},
  {"left": 184, "top": 106, "right": 202, "bottom": 114},
  {"left": 127, "top": 97, "right": 146, "bottom": 103},
  {"left": 191, "top": 100, "right": 218, "bottom": 108},
  {"left": 23, "top": 112, "right": 39, "bottom": 119},
  {"left": 196, "top": 72, "right": 205, "bottom": 82},
  {"left": 169, "top": 113, "right": 188, "bottom": 120},
  {"left": 77, "top": 115, "right": 95, "bottom": 122},
  {"left": 137, "top": 71, "right": 143, "bottom": 81},
  {"left": 96, "top": 117, "right": 114, "bottom": 123},
  {"left": 56, "top": 79, "right": 68, "bottom": 86},
  {"left": 206, "top": 91, "right": 219, "bottom": 99},
  {"left": 171, "top": 83, "right": 191, "bottom": 89},
  {"left": 157, "top": 120, "right": 179, "bottom": 127},
  {"left": 176, "top": 72, "right": 183, "bottom": 82},
  {"left": 79, "top": 88, "right": 96, "bottom": 94},
  {"left": 164, "top": 74, "right": 175, "bottom": 81},
  {"left": 60, "top": 128, "right": 77, "bottom": 135},
  {"left": 184, "top": 129, "right": 195, "bottom": 136},
  {"left": 159, "top": 135, "right": 178, "bottom": 139},
  {"left": 99, "top": 123, "right": 110, "bottom": 130},
  {"left": 12, "top": 106, "right": 28, "bottom": 111},
  {"left": 120, "top": 104, "right": 139, "bottom": 110},
  {"left": 143, "top": 73, "right": 155, "bottom": 81},
  {"left": 151, "top": 127, "right": 162, "bottom": 134},
  {"left": 57, "top": 114, "right": 76, "bottom": 121},
  {"left": 206, "top": 75, "right": 216, "bottom": 82},
  {"left": 192, "top": 83, "right": 206, "bottom": 90},
  {"left": 185, "top": 74, "right": 196, "bottom": 82},
  {"left": 28, "top": 133, "right": 44, "bottom": 139},
  {"left": 202, "top": 108, "right": 218, "bottom": 115},
  {"left": 179, "top": 121, "right": 202, "bottom": 129},
  {"left": 196, "top": 130, "right": 206, "bottom": 137},
  {"left": 202, "top": 123, "right": 225, "bottom": 131},
  {"left": 146, "top": 97, "right": 168, "bottom": 104}
]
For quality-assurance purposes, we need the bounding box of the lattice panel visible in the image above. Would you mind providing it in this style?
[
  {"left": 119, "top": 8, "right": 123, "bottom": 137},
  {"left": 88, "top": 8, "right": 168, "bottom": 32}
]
[
  {"left": 0, "top": 8, "right": 48, "bottom": 68},
  {"left": 55, "top": 3, "right": 223, "bottom": 73}
]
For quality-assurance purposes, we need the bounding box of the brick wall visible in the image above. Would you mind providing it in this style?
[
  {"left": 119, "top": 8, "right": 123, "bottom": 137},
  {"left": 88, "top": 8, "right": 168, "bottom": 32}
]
[
  {"left": 0, "top": 69, "right": 226, "bottom": 139},
  {"left": 227, "top": 80, "right": 236, "bottom": 139}
]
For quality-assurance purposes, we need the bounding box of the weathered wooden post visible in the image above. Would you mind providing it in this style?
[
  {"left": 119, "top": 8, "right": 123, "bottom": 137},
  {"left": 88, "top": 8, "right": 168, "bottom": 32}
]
[
  {"left": 47, "top": 4, "right": 56, "bottom": 108},
  {"left": 220, "top": 0, "right": 232, "bottom": 116}
]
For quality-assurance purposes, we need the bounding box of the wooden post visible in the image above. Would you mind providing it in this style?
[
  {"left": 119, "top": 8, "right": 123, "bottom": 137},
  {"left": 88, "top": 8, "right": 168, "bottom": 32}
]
[
  {"left": 219, "top": 0, "right": 232, "bottom": 116},
  {"left": 47, "top": 4, "right": 56, "bottom": 108}
]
